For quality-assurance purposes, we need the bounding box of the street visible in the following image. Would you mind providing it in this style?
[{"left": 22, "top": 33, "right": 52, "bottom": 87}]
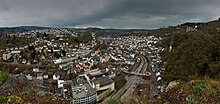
[{"left": 112, "top": 55, "right": 149, "bottom": 102}]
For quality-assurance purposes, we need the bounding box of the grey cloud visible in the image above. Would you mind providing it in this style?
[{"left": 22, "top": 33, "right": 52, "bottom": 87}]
[
  {"left": 0, "top": 0, "right": 220, "bottom": 28},
  {"left": 0, "top": 1, "right": 10, "bottom": 12}
]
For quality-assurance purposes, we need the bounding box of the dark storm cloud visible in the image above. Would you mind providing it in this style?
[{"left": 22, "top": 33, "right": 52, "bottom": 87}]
[{"left": 0, "top": 0, "right": 220, "bottom": 28}]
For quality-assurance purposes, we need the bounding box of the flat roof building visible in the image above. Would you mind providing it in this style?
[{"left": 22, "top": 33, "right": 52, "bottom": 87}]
[
  {"left": 71, "top": 83, "right": 97, "bottom": 104},
  {"left": 61, "top": 78, "right": 97, "bottom": 104}
]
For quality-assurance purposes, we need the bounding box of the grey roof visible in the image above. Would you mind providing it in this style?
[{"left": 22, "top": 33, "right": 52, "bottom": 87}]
[
  {"left": 72, "top": 83, "right": 96, "bottom": 99},
  {"left": 92, "top": 77, "right": 114, "bottom": 87}
]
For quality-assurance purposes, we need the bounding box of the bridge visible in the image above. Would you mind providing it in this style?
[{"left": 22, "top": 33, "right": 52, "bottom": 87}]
[{"left": 123, "top": 71, "right": 151, "bottom": 76}]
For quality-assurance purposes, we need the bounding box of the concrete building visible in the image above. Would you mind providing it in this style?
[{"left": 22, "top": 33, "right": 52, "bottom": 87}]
[
  {"left": 71, "top": 83, "right": 97, "bottom": 104},
  {"left": 61, "top": 79, "right": 97, "bottom": 104}
]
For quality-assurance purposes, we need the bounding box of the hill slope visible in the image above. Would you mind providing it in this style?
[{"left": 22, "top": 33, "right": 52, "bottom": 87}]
[
  {"left": 155, "top": 19, "right": 220, "bottom": 82},
  {"left": 158, "top": 79, "right": 220, "bottom": 104}
]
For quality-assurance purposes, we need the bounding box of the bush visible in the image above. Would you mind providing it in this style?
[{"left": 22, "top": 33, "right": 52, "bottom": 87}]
[
  {"left": 20, "top": 91, "right": 29, "bottom": 97},
  {"left": 37, "top": 91, "right": 46, "bottom": 97},
  {"left": 186, "top": 95, "right": 195, "bottom": 104},
  {"left": 0, "top": 96, "right": 6, "bottom": 102}
]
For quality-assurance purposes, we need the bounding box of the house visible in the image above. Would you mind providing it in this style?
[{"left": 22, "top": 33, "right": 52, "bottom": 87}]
[
  {"left": 36, "top": 73, "right": 43, "bottom": 80},
  {"left": 26, "top": 74, "right": 33, "bottom": 80},
  {"left": 43, "top": 72, "right": 49, "bottom": 79},
  {"left": 33, "top": 68, "right": 40, "bottom": 72},
  {"left": 58, "top": 80, "right": 65, "bottom": 88},
  {"left": 2, "top": 52, "right": 11, "bottom": 60},
  {"left": 157, "top": 76, "right": 162, "bottom": 81},
  {"left": 53, "top": 72, "right": 61, "bottom": 80},
  {"left": 156, "top": 72, "right": 161, "bottom": 77}
]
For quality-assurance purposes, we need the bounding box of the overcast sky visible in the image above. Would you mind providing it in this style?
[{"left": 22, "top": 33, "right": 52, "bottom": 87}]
[{"left": 0, "top": 0, "right": 220, "bottom": 29}]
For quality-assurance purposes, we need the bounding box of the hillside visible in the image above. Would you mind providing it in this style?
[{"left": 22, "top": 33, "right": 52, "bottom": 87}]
[
  {"left": 142, "top": 19, "right": 220, "bottom": 103},
  {"left": 157, "top": 79, "right": 220, "bottom": 104},
  {"left": 153, "top": 19, "right": 220, "bottom": 82}
]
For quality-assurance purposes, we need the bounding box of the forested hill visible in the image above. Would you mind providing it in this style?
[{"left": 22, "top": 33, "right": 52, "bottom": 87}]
[{"left": 154, "top": 19, "right": 220, "bottom": 82}]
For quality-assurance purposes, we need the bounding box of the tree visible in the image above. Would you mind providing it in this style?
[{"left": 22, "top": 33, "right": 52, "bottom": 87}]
[
  {"left": 61, "top": 50, "right": 66, "bottom": 56},
  {"left": 210, "top": 48, "right": 220, "bottom": 61},
  {"left": 28, "top": 46, "right": 35, "bottom": 51},
  {"left": 0, "top": 70, "right": 9, "bottom": 84},
  {"left": 198, "top": 63, "right": 210, "bottom": 76},
  {"left": 54, "top": 52, "right": 61, "bottom": 59}
]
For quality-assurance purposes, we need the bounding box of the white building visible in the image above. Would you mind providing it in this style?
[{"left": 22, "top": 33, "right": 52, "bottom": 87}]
[{"left": 2, "top": 52, "right": 11, "bottom": 60}]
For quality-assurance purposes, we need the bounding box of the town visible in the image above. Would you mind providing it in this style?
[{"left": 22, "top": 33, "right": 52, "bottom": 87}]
[
  {"left": 1, "top": 0, "right": 220, "bottom": 103},
  {"left": 0, "top": 28, "right": 166, "bottom": 103}
]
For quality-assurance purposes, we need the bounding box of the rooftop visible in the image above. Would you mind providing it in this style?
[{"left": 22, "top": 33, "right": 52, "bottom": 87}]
[
  {"left": 92, "top": 77, "right": 114, "bottom": 87},
  {"left": 72, "top": 83, "right": 96, "bottom": 99}
]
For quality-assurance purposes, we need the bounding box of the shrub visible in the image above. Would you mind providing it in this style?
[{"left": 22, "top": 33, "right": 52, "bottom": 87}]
[
  {"left": 37, "top": 91, "right": 46, "bottom": 97},
  {"left": 192, "top": 81, "right": 206, "bottom": 94},
  {"left": 20, "top": 91, "right": 29, "bottom": 97},
  {"left": 0, "top": 70, "right": 9, "bottom": 83},
  {"left": 192, "top": 86, "right": 202, "bottom": 94}
]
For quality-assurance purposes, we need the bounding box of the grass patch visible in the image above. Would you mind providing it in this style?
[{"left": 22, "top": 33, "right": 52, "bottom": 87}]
[
  {"left": 108, "top": 98, "right": 120, "bottom": 104},
  {"left": 48, "top": 68, "right": 57, "bottom": 72},
  {"left": 113, "top": 73, "right": 127, "bottom": 91},
  {"left": 0, "top": 95, "right": 24, "bottom": 103},
  {"left": 192, "top": 81, "right": 206, "bottom": 94}
]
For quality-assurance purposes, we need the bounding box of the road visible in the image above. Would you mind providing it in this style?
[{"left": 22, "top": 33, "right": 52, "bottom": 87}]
[
  {"left": 112, "top": 55, "right": 149, "bottom": 101},
  {"left": 123, "top": 55, "right": 151, "bottom": 76},
  {"left": 120, "top": 55, "right": 148, "bottom": 101}
]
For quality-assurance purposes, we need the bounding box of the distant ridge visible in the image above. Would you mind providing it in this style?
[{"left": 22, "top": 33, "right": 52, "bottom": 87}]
[
  {"left": 0, "top": 26, "right": 52, "bottom": 36},
  {"left": 180, "top": 22, "right": 206, "bottom": 27}
]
